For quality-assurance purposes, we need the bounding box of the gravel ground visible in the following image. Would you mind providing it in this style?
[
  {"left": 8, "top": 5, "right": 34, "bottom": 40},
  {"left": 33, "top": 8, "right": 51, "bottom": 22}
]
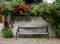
[{"left": 0, "top": 38, "right": 60, "bottom": 44}]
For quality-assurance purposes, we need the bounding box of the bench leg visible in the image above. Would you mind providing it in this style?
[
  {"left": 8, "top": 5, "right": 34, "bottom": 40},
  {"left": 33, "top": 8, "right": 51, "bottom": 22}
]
[
  {"left": 46, "top": 34, "right": 49, "bottom": 39},
  {"left": 16, "top": 32, "right": 18, "bottom": 39}
]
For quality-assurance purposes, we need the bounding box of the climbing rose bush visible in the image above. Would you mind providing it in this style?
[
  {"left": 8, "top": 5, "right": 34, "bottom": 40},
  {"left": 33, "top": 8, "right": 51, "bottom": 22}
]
[{"left": 13, "top": 4, "right": 30, "bottom": 12}]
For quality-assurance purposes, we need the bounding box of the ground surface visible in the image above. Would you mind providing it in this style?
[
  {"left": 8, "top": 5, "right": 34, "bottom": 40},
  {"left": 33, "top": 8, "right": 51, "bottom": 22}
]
[{"left": 0, "top": 38, "right": 60, "bottom": 44}]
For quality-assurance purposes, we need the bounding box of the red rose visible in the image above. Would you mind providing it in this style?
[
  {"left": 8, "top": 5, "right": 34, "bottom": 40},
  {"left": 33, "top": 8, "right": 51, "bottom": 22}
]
[
  {"left": 0, "top": 8, "right": 2, "bottom": 11},
  {"left": 25, "top": 5, "right": 30, "bottom": 9},
  {"left": 19, "top": 6, "right": 25, "bottom": 10},
  {"left": 13, "top": 8, "right": 18, "bottom": 12},
  {"left": 13, "top": 6, "right": 19, "bottom": 12},
  {"left": 46, "top": 4, "right": 48, "bottom": 7},
  {"left": 16, "top": 6, "right": 19, "bottom": 8},
  {"left": 19, "top": 6, "right": 24, "bottom": 9},
  {"left": 13, "top": 5, "right": 30, "bottom": 12}
]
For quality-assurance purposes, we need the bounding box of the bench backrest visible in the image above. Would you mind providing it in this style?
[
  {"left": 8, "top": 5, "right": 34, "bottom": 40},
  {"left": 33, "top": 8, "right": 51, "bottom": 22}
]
[{"left": 17, "top": 26, "right": 49, "bottom": 33}]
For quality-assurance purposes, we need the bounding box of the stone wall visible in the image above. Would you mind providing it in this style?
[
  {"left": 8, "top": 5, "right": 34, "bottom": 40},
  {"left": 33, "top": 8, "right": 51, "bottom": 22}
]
[
  {"left": 12, "top": 17, "right": 47, "bottom": 36},
  {"left": 0, "top": 17, "right": 55, "bottom": 37},
  {"left": 0, "top": 23, "right": 4, "bottom": 37}
]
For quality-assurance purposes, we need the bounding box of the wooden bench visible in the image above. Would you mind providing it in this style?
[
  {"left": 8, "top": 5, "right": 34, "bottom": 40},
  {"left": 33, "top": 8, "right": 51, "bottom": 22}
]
[{"left": 16, "top": 26, "right": 49, "bottom": 39}]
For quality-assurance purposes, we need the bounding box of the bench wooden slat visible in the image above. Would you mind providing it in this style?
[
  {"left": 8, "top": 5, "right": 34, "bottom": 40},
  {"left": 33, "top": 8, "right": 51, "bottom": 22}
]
[
  {"left": 18, "top": 32, "right": 48, "bottom": 34},
  {"left": 19, "top": 27, "right": 46, "bottom": 29}
]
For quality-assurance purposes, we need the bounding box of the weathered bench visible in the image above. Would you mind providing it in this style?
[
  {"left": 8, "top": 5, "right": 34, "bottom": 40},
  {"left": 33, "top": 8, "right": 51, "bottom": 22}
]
[{"left": 16, "top": 26, "right": 49, "bottom": 39}]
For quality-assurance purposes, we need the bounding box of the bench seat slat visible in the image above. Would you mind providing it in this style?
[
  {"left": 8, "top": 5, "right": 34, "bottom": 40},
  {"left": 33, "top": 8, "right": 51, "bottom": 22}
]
[{"left": 18, "top": 32, "right": 48, "bottom": 34}]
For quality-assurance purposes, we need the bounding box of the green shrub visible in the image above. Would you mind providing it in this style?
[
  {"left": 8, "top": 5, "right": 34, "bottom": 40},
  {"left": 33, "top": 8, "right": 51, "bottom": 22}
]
[
  {"left": 55, "top": 28, "right": 60, "bottom": 38},
  {"left": 1, "top": 27, "right": 7, "bottom": 33},
  {"left": 2, "top": 30, "right": 13, "bottom": 38},
  {"left": 1, "top": 27, "right": 13, "bottom": 38}
]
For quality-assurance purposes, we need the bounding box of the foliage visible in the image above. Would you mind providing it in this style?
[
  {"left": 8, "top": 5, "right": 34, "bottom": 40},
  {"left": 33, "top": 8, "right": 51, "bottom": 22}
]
[
  {"left": 1, "top": 27, "right": 13, "bottom": 38},
  {"left": 40, "top": 2, "right": 60, "bottom": 28},
  {"left": 30, "top": 4, "right": 40, "bottom": 16},
  {"left": 1, "top": 27, "right": 7, "bottom": 33},
  {"left": 0, "top": 0, "right": 60, "bottom": 28},
  {"left": 55, "top": 27, "right": 60, "bottom": 38},
  {"left": 56, "top": 0, "right": 60, "bottom": 3},
  {"left": 11, "top": 0, "right": 23, "bottom": 7}
]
